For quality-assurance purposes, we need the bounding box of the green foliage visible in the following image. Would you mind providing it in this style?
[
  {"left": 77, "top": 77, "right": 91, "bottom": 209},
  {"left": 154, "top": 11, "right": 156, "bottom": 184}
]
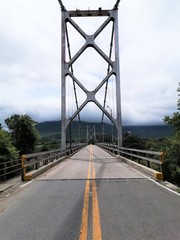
[
  {"left": 144, "top": 83, "right": 180, "bottom": 186},
  {"left": 123, "top": 132, "right": 145, "bottom": 149},
  {"left": 162, "top": 138, "right": 180, "bottom": 186},
  {"left": 177, "top": 83, "right": 180, "bottom": 110},
  {"left": 145, "top": 138, "right": 166, "bottom": 152},
  {"left": 0, "top": 129, "right": 19, "bottom": 162},
  {"left": 5, "top": 114, "right": 40, "bottom": 155},
  {"left": 36, "top": 139, "right": 60, "bottom": 152},
  {"left": 164, "top": 83, "right": 180, "bottom": 138},
  {"left": 164, "top": 113, "right": 180, "bottom": 138},
  {"left": 162, "top": 83, "right": 180, "bottom": 186}
]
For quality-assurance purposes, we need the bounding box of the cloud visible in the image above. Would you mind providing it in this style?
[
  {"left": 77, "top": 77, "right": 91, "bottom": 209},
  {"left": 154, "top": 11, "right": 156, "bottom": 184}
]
[
  {"left": 0, "top": 0, "right": 61, "bottom": 127},
  {"left": 0, "top": 0, "right": 179, "bottom": 128},
  {"left": 119, "top": 0, "right": 180, "bottom": 125}
]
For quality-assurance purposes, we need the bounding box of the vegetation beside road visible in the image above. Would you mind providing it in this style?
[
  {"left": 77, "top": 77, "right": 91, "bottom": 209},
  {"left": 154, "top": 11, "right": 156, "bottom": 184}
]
[
  {"left": 133, "top": 83, "right": 180, "bottom": 186},
  {"left": 0, "top": 115, "right": 39, "bottom": 180}
]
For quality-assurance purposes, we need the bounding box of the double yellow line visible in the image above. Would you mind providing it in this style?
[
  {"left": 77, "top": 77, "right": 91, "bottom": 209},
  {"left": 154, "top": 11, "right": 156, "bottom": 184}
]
[{"left": 79, "top": 145, "right": 102, "bottom": 240}]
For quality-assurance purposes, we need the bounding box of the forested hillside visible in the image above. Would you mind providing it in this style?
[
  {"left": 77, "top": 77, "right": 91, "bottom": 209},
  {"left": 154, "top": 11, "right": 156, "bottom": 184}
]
[{"left": 35, "top": 120, "right": 173, "bottom": 140}]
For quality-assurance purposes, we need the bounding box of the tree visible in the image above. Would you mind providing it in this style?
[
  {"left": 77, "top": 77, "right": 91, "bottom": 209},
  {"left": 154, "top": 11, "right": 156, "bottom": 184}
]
[
  {"left": 5, "top": 114, "right": 40, "bottom": 155},
  {"left": 0, "top": 129, "right": 19, "bottom": 180},
  {"left": 123, "top": 132, "right": 145, "bottom": 149},
  {"left": 163, "top": 83, "right": 180, "bottom": 186},
  {"left": 164, "top": 112, "right": 180, "bottom": 139},
  {"left": 178, "top": 83, "right": 180, "bottom": 110},
  {"left": 164, "top": 83, "right": 180, "bottom": 138},
  {"left": 0, "top": 129, "right": 19, "bottom": 163}
]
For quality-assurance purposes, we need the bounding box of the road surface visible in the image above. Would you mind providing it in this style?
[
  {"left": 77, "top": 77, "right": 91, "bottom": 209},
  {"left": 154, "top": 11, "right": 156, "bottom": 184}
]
[{"left": 0, "top": 145, "right": 180, "bottom": 239}]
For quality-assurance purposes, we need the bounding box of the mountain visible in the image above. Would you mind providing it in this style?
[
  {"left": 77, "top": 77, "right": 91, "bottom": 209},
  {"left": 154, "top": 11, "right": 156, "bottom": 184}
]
[{"left": 35, "top": 120, "right": 173, "bottom": 140}]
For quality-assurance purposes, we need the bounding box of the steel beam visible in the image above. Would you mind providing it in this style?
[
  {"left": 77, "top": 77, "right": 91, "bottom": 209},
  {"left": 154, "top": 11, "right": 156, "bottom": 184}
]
[
  {"left": 114, "top": 8, "right": 122, "bottom": 147},
  {"left": 58, "top": 1, "right": 122, "bottom": 149},
  {"left": 69, "top": 10, "right": 110, "bottom": 17},
  {"left": 60, "top": 10, "right": 66, "bottom": 150},
  {"left": 113, "top": 0, "right": 121, "bottom": 10},
  {"left": 57, "top": 0, "right": 66, "bottom": 11}
]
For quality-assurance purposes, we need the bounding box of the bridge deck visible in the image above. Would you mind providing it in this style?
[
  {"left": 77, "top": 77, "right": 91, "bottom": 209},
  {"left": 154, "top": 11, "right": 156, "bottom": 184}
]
[
  {"left": 0, "top": 145, "right": 180, "bottom": 240},
  {"left": 38, "top": 145, "right": 144, "bottom": 180}
]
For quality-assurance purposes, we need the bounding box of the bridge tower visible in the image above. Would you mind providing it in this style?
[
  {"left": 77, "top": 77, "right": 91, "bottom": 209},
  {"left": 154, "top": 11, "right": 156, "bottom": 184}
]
[
  {"left": 86, "top": 126, "right": 97, "bottom": 144},
  {"left": 58, "top": 0, "right": 122, "bottom": 150}
]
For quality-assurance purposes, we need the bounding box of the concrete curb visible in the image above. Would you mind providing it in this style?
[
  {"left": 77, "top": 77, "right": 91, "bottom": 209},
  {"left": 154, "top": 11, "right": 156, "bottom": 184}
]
[
  {"left": 117, "top": 155, "right": 163, "bottom": 180},
  {"left": 24, "top": 148, "right": 83, "bottom": 181},
  {"left": 0, "top": 176, "right": 21, "bottom": 193},
  {"left": 24, "top": 156, "right": 67, "bottom": 181}
]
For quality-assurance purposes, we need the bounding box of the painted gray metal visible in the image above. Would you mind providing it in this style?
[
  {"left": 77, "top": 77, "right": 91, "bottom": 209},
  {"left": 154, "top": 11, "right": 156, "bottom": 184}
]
[{"left": 58, "top": 1, "right": 122, "bottom": 149}]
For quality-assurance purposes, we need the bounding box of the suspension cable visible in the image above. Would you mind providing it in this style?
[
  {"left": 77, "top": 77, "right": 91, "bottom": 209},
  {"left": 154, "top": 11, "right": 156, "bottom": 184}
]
[
  {"left": 65, "top": 24, "right": 81, "bottom": 121},
  {"left": 101, "top": 21, "right": 115, "bottom": 124}
]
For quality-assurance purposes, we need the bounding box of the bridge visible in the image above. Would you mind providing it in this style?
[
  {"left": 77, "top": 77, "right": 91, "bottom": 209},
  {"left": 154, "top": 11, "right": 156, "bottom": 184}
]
[
  {"left": 0, "top": 144, "right": 180, "bottom": 239},
  {"left": 0, "top": 1, "right": 180, "bottom": 239}
]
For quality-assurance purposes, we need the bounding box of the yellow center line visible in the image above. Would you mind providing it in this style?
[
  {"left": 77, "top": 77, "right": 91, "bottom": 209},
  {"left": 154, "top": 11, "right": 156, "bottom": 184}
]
[
  {"left": 79, "top": 145, "right": 102, "bottom": 240},
  {"left": 79, "top": 147, "right": 92, "bottom": 240},
  {"left": 91, "top": 146, "right": 102, "bottom": 240}
]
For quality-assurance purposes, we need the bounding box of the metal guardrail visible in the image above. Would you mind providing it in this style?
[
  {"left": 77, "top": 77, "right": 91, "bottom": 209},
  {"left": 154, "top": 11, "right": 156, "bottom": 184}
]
[
  {"left": 1, "top": 143, "right": 164, "bottom": 182},
  {"left": 21, "top": 143, "right": 86, "bottom": 181},
  {"left": 98, "top": 143, "right": 164, "bottom": 173},
  {"left": 0, "top": 159, "right": 21, "bottom": 182}
]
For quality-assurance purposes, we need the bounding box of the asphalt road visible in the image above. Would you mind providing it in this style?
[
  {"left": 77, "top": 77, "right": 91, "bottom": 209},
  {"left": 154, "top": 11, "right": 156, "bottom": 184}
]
[{"left": 0, "top": 145, "right": 180, "bottom": 240}]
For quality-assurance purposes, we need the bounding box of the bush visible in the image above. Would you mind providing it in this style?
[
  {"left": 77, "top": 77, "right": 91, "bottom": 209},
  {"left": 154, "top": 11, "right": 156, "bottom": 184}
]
[{"left": 0, "top": 130, "right": 19, "bottom": 162}]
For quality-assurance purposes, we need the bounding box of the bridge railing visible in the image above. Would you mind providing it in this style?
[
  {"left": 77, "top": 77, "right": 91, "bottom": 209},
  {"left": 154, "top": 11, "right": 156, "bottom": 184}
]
[
  {"left": 97, "top": 143, "right": 164, "bottom": 173},
  {"left": 21, "top": 143, "right": 86, "bottom": 181},
  {"left": 0, "top": 159, "right": 21, "bottom": 182}
]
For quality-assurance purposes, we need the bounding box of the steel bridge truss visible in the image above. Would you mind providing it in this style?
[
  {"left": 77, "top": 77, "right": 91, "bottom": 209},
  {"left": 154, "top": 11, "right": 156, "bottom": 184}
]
[
  {"left": 58, "top": 0, "right": 122, "bottom": 149},
  {"left": 86, "top": 126, "right": 97, "bottom": 144}
]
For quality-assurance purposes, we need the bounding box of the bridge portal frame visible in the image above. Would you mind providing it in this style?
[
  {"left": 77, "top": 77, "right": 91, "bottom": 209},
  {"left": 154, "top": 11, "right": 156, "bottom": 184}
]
[{"left": 58, "top": 1, "right": 122, "bottom": 150}]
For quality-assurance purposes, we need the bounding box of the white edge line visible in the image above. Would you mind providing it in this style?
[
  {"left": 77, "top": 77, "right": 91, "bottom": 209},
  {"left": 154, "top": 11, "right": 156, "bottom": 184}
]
[
  {"left": 129, "top": 166, "right": 180, "bottom": 197},
  {"left": 20, "top": 180, "right": 33, "bottom": 188},
  {"left": 149, "top": 178, "right": 180, "bottom": 197}
]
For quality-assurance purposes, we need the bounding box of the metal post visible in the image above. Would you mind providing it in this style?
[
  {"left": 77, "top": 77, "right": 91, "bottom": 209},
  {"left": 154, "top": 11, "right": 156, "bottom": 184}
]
[
  {"left": 61, "top": 10, "right": 66, "bottom": 150},
  {"left": 102, "top": 124, "right": 104, "bottom": 143},
  {"left": 69, "top": 122, "right": 72, "bottom": 153},
  {"left": 107, "top": 105, "right": 113, "bottom": 144},
  {"left": 3, "top": 163, "right": 7, "bottom": 181},
  {"left": 78, "top": 124, "right": 81, "bottom": 143},
  {"left": 86, "top": 126, "right": 89, "bottom": 143},
  {"left": 21, "top": 155, "right": 26, "bottom": 181},
  {"left": 114, "top": 8, "right": 122, "bottom": 148}
]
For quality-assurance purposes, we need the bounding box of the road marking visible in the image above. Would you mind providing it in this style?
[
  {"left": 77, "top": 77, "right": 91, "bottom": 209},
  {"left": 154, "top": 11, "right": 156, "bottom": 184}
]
[
  {"left": 129, "top": 166, "right": 180, "bottom": 196},
  {"left": 20, "top": 180, "right": 33, "bottom": 188},
  {"left": 91, "top": 146, "right": 102, "bottom": 240},
  {"left": 92, "top": 180, "right": 102, "bottom": 239},
  {"left": 149, "top": 178, "right": 180, "bottom": 197},
  {"left": 79, "top": 145, "right": 102, "bottom": 240},
  {"left": 79, "top": 147, "right": 92, "bottom": 240}
]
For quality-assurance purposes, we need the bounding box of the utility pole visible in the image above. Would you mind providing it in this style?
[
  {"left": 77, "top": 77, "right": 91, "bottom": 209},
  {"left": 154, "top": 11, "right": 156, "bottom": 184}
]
[{"left": 86, "top": 126, "right": 89, "bottom": 143}]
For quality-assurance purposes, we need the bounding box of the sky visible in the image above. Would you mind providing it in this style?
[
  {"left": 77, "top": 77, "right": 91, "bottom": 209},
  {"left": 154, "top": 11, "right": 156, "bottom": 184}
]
[{"left": 0, "top": 0, "right": 180, "bottom": 128}]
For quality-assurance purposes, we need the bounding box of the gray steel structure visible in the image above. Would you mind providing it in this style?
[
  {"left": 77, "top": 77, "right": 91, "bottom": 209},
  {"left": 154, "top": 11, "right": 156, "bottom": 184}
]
[
  {"left": 58, "top": 0, "right": 122, "bottom": 150},
  {"left": 86, "top": 126, "right": 97, "bottom": 144}
]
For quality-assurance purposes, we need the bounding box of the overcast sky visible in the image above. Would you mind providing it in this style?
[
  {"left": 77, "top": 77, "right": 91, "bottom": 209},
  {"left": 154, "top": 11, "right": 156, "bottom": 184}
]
[{"left": 0, "top": 0, "right": 180, "bottom": 127}]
